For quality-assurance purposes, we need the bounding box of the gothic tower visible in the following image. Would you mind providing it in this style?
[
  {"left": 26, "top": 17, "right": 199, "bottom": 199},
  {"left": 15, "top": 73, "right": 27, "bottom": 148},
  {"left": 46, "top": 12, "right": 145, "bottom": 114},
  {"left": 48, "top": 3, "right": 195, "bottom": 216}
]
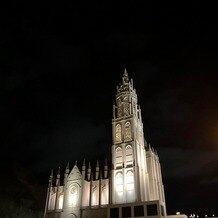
[
  {"left": 111, "top": 69, "right": 150, "bottom": 204},
  {"left": 44, "top": 69, "right": 168, "bottom": 218}
]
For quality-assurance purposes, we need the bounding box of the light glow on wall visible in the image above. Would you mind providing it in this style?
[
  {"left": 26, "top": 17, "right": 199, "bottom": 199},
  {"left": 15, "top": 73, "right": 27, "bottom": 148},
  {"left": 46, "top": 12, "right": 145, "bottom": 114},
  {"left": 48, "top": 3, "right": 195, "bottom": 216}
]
[
  {"left": 101, "top": 182, "right": 109, "bottom": 205},
  {"left": 115, "top": 172, "right": 123, "bottom": 202},
  {"left": 126, "top": 171, "right": 135, "bottom": 202},
  {"left": 68, "top": 186, "right": 78, "bottom": 207},
  {"left": 48, "top": 193, "right": 55, "bottom": 210},
  {"left": 58, "top": 195, "right": 63, "bottom": 209},
  {"left": 92, "top": 190, "right": 98, "bottom": 206},
  {"left": 126, "top": 171, "right": 134, "bottom": 189}
]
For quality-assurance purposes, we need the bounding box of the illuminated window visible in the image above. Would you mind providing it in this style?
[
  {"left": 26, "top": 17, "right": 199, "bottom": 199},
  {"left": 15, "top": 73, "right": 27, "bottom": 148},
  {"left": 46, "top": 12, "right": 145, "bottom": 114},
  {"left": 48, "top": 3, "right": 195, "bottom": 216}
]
[
  {"left": 115, "top": 173, "right": 123, "bottom": 193},
  {"left": 116, "top": 147, "right": 122, "bottom": 152},
  {"left": 116, "top": 147, "right": 123, "bottom": 167},
  {"left": 125, "top": 122, "right": 131, "bottom": 140},
  {"left": 126, "top": 145, "right": 133, "bottom": 165},
  {"left": 126, "top": 170, "right": 135, "bottom": 202},
  {"left": 126, "top": 171, "right": 134, "bottom": 191},
  {"left": 115, "top": 124, "right": 122, "bottom": 143},
  {"left": 123, "top": 103, "right": 130, "bottom": 116}
]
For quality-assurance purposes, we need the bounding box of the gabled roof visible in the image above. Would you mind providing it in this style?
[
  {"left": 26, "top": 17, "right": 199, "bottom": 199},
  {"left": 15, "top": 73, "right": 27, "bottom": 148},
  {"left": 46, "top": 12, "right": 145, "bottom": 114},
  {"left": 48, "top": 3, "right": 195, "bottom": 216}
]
[{"left": 68, "top": 164, "right": 82, "bottom": 181}]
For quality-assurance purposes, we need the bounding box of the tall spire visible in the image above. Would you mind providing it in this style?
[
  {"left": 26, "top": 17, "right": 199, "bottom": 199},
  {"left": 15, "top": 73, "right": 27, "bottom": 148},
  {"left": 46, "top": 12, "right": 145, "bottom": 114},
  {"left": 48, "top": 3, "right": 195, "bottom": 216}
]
[{"left": 116, "top": 68, "right": 132, "bottom": 94}]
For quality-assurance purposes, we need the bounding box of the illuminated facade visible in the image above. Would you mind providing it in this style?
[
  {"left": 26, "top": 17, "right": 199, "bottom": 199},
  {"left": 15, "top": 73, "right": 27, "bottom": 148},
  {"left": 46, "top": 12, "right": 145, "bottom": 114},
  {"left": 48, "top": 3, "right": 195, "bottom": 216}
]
[{"left": 44, "top": 70, "right": 167, "bottom": 218}]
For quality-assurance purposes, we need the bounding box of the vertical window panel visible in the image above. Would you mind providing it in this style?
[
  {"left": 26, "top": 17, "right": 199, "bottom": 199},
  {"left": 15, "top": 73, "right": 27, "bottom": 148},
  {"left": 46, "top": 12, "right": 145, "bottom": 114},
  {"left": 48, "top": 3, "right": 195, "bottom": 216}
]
[{"left": 115, "top": 124, "right": 122, "bottom": 143}]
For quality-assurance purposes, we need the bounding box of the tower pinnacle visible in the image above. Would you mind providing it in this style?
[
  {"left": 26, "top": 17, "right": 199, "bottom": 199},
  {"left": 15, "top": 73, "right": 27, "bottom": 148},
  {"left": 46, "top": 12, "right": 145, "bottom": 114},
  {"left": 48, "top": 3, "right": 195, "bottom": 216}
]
[
  {"left": 124, "top": 68, "right": 128, "bottom": 77},
  {"left": 122, "top": 68, "right": 129, "bottom": 84}
]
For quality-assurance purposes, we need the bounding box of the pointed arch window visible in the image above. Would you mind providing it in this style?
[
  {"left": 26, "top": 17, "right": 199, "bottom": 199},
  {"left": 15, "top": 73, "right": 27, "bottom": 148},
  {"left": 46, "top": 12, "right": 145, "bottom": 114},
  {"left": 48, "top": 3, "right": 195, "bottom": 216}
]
[
  {"left": 126, "top": 171, "right": 134, "bottom": 191},
  {"left": 125, "top": 121, "right": 132, "bottom": 140},
  {"left": 115, "top": 124, "right": 122, "bottom": 143},
  {"left": 123, "top": 97, "right": 130, "bottom": 116},
  {"left": 126, "top": 145, "right": 133, "bottom": 166},
  {"left": 115, "top": 172, "right": 123, "bottom": 193},
  {"left": 116, "top": 146, "right": 122, "bottom": 153},
  {"left": 126, "top": 170, "right": 135, "bottom": 202},
  {"left": 115, "top": 147, "right": 123, "bottom": 168}
]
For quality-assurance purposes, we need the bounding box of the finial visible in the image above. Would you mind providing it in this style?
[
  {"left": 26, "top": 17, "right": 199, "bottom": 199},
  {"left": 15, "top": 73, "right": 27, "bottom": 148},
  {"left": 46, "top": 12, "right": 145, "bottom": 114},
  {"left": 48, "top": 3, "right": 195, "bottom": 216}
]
[
  {"left": 96, "top": 160, "right": 99, "bottom": 168},
  {"left": 49, "top": 170, "right": 53, "bottom": 187},
  {"left": 65, "top": 162, "right": 70, "bottom": 174},
  {"left": 83, "top": 158, "right": 86, "bottom": 166},
  {"left": 75, "top": 160, "right": 77, "bottom": 166},
  {"left": 57, "top": 166, "right": 60, "bottom": 175},
  {"left": 104, "top": 158, "right": 108, "bottom": 166},
  {"left": 99, "top": 171, "right": 102, "bottom": 179},
  {"left": 66, "top": 162, "right": 69, "bottom": 169},
  {"left": 124, "top": 68, "right": 128, "bottom": 76},
  {"left": 88, "top": 161, "right": 91, "bottom": 169},
  {"left": 56, "top": 167, "right": 60, "bottom": 186},
  {"left": 122, "top": 68, "right": 129, "bottom": 84},
  {"left": 50, "top": 169, "right": 53, "bottom": 178},
  {"left": 148, "top": 143, "right": 151, "bottom": 150}
]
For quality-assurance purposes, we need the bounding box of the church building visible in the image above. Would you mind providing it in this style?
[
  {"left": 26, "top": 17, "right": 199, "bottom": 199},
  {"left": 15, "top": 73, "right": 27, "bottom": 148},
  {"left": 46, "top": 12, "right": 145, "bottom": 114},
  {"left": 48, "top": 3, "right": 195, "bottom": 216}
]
[{"left": 44, "top": 70, "right": 168, "bottom": 218}]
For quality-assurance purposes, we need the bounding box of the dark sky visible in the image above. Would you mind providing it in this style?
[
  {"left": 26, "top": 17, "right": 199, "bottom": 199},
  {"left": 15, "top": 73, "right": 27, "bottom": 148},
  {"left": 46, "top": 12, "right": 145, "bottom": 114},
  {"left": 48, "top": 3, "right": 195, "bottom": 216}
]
[{"left": 1, "top": 2, "right": 218, "bottom": 216}]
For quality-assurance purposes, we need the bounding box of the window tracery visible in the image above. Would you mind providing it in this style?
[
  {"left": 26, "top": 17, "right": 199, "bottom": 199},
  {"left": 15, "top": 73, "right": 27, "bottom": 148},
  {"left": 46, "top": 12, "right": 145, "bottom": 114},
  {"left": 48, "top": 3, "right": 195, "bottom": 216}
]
[
  {"left": 125, "top": 121, "right": 132, "bottom": 140},
  {"left": 115, "top": 124, "right": 122, "bottom": 143}
]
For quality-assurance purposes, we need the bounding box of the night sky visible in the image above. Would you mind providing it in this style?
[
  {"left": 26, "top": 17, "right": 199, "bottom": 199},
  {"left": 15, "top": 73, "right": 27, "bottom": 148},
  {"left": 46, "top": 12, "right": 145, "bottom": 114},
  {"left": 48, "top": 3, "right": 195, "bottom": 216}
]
[{"left": 1, "top": 2, "right": 218, "bottom": 216}]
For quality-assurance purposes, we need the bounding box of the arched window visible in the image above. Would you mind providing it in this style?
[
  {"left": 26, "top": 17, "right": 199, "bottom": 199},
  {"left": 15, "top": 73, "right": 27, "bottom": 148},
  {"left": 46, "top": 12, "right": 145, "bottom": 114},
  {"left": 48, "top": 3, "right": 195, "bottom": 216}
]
[
  {"left": 115, "top": 172, "right": 123, "bottom": 203},
  {"left": 115, "top": 124, "right": 122, "bottom": 143},
  {"left": 115, "top": 147, "right": 123, "bottom": 168},
  {"left": 125, "top": 121, "right": 132, "bottom": 140},
  {"left": 126, "top": 170, "right": 135, "bottom": 202},
  {"left": 116, "top": 147, "right": 122, "bottom": 152},
  {"left": 123, "top": 103, "right": 130, "bottom": 116},
  {"left": 126, "top": 171, "right": 134, "bottom": 191},
  {"left": 115, "top": 173, "right": 123, "bottom": 193},
  {"left": 126, "top": 145, "right": 133, "bottom": 166}
]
